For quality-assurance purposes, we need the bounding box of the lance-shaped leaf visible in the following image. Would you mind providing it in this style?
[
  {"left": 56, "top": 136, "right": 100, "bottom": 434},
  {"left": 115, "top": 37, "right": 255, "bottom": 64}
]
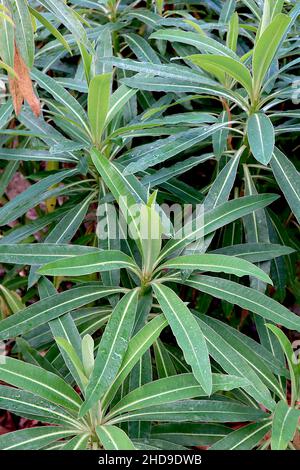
[
  {"left": 37, "top": 0, "right": 90, "bottom": 50},
  {"left": 61, "top": 433, "right": 90, "bottom": 450},
  {"left": 123, "top": 123, "right": 233, "bottom": 175},
  {"left": 194, "top": 316, "right": 279, "bottom": 409},
  {"left": 109, "top": 400, "right": 268, "bottom": 424},
  {"left": 101, "top": 57, "right": 216, "bottom": 86},
  {"left": 152, "top": 283, "right": 212, "bottom": 395},
  {"left": 252, "top": 13, "right": 291, "bottom": 94},
  {"left": 210, "top": 421, "right": 272, "bottom": 450},
  {"left": 38, "top": 250, "right": 140, "bottom": 277},
  {"left": 28, "top": 194, "right": 94, "bottom": 287},
  {"left": 150, "top": 29, "right": 238, "bottom": 59},
  {"left": 96, "top": 425, "right": 135, "bottom": 450},
  {"left": 247, "top": 113, "right": 275, "bottom": 165},
  {"left": 0, "top": 284, "right": 23, "bottom": 313},
  {"left": 0, "top": 148, "right": 77, "bottom": 162},
  {"left": 91, "top": 148, "right": 144, "bottom": 252},
  {"left": 10, "top": 0, "right": 34, "bottom": 68},
  {"left": 0, "top": 426, "right": 77, "bottom": 451},
  {"left": 0, "top": 386, "right": 80, "bottom": 428},
  {"left": 152, "top": 423, "right": 231, "bottom": 447},
  {"left": 271, "top": 400, "right": 300, "bottom": 450},
  {"left": 124, "top": 33, "right": 161, "bottom": 64},
  {"left": 157, "top": 254, "right": 272, "bottom": 284},
  {"left": 157, "top": 194, "right": 278, "bottom": 263},
  {"left": 0, "top": 168, "right": 77, "bottom": 226},
  {"left": 101, "top": 315, "right": 167, "bottom": 412},
  {"left": 270, "top": 147, "right": 300, "bottom": 224},
  {"left": 188, "top": 55, "right": 253, "bottom": 97},
  {"left": 31, "top": 68, "right": 90, "bottom": 137},
  {"left": 0, "top": 357, "right": 82, "bottom": 413},
  {"left": 0, "top": 285, "right": 125, "bottom": 340},
  {"left": 140, "top": 197, "right": 163, "bottom": 275},
  {"left": 267, "top": 324, "right": 300, "bottom": 406},
  {"left": 106, "top": 84, "right": 137, "bottom": 127},
  {"left": 227, "top": 12, "right": 239, "bottom": 52},
  {"left": 181, "top": 275, "right": 300, "bottom": 332},
  {"left": 80, "top": 289, "right": 139, "bottom": 416},
  {"left": 107, "top": 373, "right": 249, "bottom": 419},
  {"left": 0, "top": 0, "right": 14, "bottom": 67},
  {"left": 210, "top": 243, "right": 295, "bottom": 262},
  {"left": 88, "top": 73, "right": 111, "bottom": 146},
  {"left": 0, "top": 244, "right": 100, "bottom": 265},
  {"left": 212, "top": 111, "right": 230, "bottom": 159},
  {"left": 122, "top": 75, "right": 249, "bottom": 111},
  {"left": 29, "top": 6, "right": 72, "bottom": 55}
]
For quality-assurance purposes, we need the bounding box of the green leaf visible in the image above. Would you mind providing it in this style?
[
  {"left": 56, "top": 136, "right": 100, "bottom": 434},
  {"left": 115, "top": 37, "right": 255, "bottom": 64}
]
[
  {"left": 182, "top": 275, "right": 300, "bottom": 332},
  {"left": 210, "top": 243, "right": 294, "bottom": 262},
  {"left": 158, "top": 254, "right": 272, "bottom": 284},
  {"left": 101, "top": 315, "right": 167, "bottom": 412},
  {"left": 196, "top": 315, "right": 282, "bottom": 407},
  {"left": 0, "top": 284, "right": 23, "bottom": 313},
  {"left": 158, "top": 194, "right": 278, "bottom": 263},
  {"left": 271, "top": 401, "right": 300, "bottom": 450},
  {"left": 140, "top": 199, "right": 163, "bottom": 275},
  {"left": 38, "top": 250, "right": 140, "bottom": 277},
  {"left": 0, "top": 385, "right": 80, "bottom": 427},
  {"left": 29, "top": 6, "right": 72, "bottom": 55},
  {"left": 106, "top": 85, "right": 137, "bottom": 127},
  {"left": 17, "top": 336, "right": 62, "bottom": 376},
  {"left": 266, "top": 324, "right": 300, "bottom": 405},
  {"left": 154, "top": 339, "right": 177, "bottom": 379},
  {"left": 0, "top": 357, "right": 82, "bottom": 412},
  {"left": 61, "top": 433, "right": 90, "bottom": 450},
  {"left": 96, "top": 425, "right": 135, "bottom": 450},
  {"left": 101, "top": 57, "right": 216, "bottom": 86},
  {"left": 0, "top": 148, "right": 77, "bottom": 162},
  {"left": 212, "top": 111, "right": 230, "bottom": 160},
  {"left": 188, "top": 54, "right": 253, "bottom": 96},
  {"left": 31, "top": 68, "right": 91, "bottom": 137},
  {"left": 109, "top": 400, "right": 268, "bottom": 424},
  {"left": 88, "top": 73, "right": 111, "bottom": 146},
  {"left": 247, "top": 113, "right": 275, "bottom": 165},
  {"left": 152, "top": 283, "right": 212, "bottom": 395},
  {"left": 252, "top": 13, "right": 291, "bottom": 95},
  {"left": 123, "top": 123, "right": 233, "bottom": 175},
  {"left": 0, "top": 168, "right": 77, "bottom": 226},
  {"left": 55, "top": 336, "right": 87, "bottom": 389},
  {"left": 93, "top": 26, "right": 112, "bottom": 75},
  {"left": 0, "top": 285, "right": 125, "bottom": 340},
  {"left": 80, "top": 289, "right": 139, "bottom": 416},
  {"left": 91, "top": 149, "right": 143, "bottom": 252},
  {"left": 152, "top": 423, "right": 231, "bottom": 447},
  {"left": 121, "top": 75, "right": 249, "bottom": 111},
  {"left": 150, "top": 29, "right": 238, "bottom": 59},
  {"left": 0, "top": 160, "right": 19, "bottom": 199},
  {"left": 0, "top": 426, "right": 77, "bottom": 450},
  {"left": 124, "top": 33, "right": 161, "bottom": 64},
  {"left": 0, "top": 244, "right": 100, "bottom": 265},
  {"left": 270, "top": 147, "right": 300, "bottom": 224},
  {"left": 210, "top": 421, "right": 271, "bottom": 450},
  {"left": 10, "top": 0, "right": 34, "bottom": 68},
  {"left": 37, "top": 0, "right": 90, "bottom": 50},
  {"left": 107, "top": 373, "right": 249, "bottom": 419},
  {"left": 0, "top": 0, "right": 14, "bottom": 67},
  {"left": 227, "top": 12, "right": 239, "bottom": 52}
]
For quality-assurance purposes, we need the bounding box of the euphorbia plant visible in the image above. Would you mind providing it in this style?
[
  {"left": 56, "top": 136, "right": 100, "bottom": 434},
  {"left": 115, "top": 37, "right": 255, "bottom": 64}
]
[{"left": 0, "top": 0, "right": 299, "bottom": 452}]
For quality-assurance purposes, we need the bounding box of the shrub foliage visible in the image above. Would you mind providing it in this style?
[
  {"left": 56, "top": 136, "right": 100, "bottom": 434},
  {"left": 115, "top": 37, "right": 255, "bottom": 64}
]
[{"left": 0, "top": 0, "right": 299, "bottom": 451}]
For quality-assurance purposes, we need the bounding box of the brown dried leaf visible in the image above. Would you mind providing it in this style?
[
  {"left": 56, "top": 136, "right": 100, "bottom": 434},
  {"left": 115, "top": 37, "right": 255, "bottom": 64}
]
[{"left": 8, "top": 44, "right": 40, "bottom": 117}]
